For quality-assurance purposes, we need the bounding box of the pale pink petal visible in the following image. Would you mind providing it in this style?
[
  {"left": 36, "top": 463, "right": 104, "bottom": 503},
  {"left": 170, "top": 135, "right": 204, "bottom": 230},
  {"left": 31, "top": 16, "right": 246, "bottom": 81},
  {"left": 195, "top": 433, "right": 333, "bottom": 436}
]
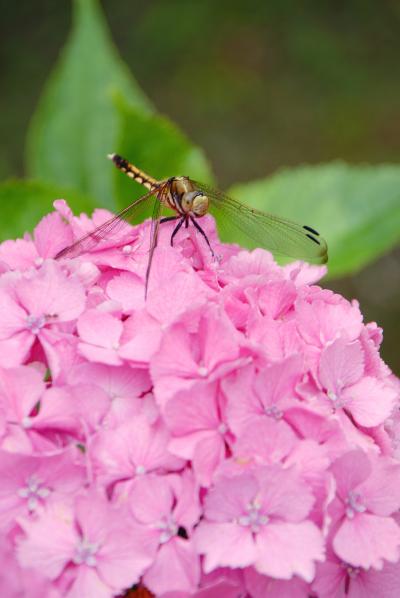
[
  {"left": 144, "top": 539, "right": 201, "bottom": 595},
  {"left": 234, "top": 419, "right": 297, "bottom": 465},
  {"left": 195, "top": 521, "right": 257, "bottom": 572},
  {"left": 67, "top": 567, "right": 111, "bottom": 598},
  {"left": 333, "top": 513, "right": 400, "bottom": 569},
  {"left": 359, "top": 457, "right": 400, "bottom": 516},
  {"left": 33, "top": 212, "right": 73, "bottom": 259},
  {"left": 0, "top": 290, "right": 27, "bottom": 338},
  {"left": 255, "top": 521, "right": 324, "bottom": 581},
  {"left": 118, "top": 311, "right": 162, "bottom": 365},
  {"left": 77, "top": 309, "right": 122, "bottom": 349},
  {"left": 129, "top": 475, "right": 174, "bottom": 523},
  {"left": 319, "top": 338, "right": 364, "bottom": 394},
  {"left": 192, "top": 433, "right": 226, "bottom": 486},
  {"left": 17, "top": 502, "right": 77, "bottom": 579},
  {"left": 0, "top": 238, "right": 37, "bottom": 270},
  {"left": 106, "top": 271, "right": 145, "bottom": 313},
  {"left": 345, "top": 377, "right": 397, "bottom": 427},
  {"left": 15, "top": 261, "right": 86, "bottom": 322}
]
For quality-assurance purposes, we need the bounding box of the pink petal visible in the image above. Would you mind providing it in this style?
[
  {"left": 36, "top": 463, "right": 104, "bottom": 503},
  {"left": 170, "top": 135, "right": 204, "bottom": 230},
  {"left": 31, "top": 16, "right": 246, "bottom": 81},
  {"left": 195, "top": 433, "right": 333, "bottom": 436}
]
[
  {"left": 33, "top": 212, "right": 73, "bottom": 259},
  {"left": 0, "top": 290, "right": 27, "bottom": 338},
  {"left": 319, "top": 338, "right": 364, "bottom": 394},
  {"left": 15, "top": 261, "right": 86, "bottom": 322},
  {"left": 345, "top": 377, "right": 397, "bottom": 427},
  {"left": 143, "top": 539, "right": 201, "bottom": 595},
  {"left": 255, "top": 521, "right": 324, "bottom": 581},
  {"left": 17, "top": 502, "right": 77, "bottom": 579},
  {"left": 195, "top": 521, "right": 257, "bottom": 572},
  {"left": 333, "top": 513, "right": 400, "bottom": 569},
  {"left": 77, "top": 309, "right": 122, "bottom": 349}
]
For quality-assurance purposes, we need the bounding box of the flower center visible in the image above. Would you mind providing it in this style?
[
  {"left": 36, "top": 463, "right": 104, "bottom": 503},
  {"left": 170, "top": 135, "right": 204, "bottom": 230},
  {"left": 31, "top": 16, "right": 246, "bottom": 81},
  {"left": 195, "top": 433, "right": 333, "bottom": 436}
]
[
  {"left": 326, "top": 390, "right": 345, "bottom": 409},
  {"left": 345, "top": 491, "right": 366, "bottom": 518},
  {"left": 237, "top": 500, "right": 269, "bottom": 533},
  {"left": 156, "top": 516, "right": 178, "bottom": 544},
  {"left": 264, "top": 405, "right": 283, "bottom": 420},
  {"left": 26, "top": 314, "right": 46, "bottom": 334},
  {"left": 72, "top": 539, "right": 99, "bottom": 567},
  {"left": 17, "top": 475, "right": 51, "bottom": 511}
]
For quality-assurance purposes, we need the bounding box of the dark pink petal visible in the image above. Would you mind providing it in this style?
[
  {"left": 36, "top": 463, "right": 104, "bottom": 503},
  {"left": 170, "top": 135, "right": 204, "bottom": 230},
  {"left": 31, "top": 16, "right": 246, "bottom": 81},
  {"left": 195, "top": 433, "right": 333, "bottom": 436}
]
[{"left": 245, "top": 567, "right": 311, "bottom": 598}]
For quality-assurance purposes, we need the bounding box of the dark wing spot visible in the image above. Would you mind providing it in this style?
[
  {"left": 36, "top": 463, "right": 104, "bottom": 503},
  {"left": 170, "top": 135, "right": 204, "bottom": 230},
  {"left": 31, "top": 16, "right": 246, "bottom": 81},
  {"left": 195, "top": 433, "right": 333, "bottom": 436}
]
[
  {"left": 306, "top": 233, "right": 321, "bottom": 245},
  {"left": 303, "top": 225, "right": 320, "bottom": 236}
]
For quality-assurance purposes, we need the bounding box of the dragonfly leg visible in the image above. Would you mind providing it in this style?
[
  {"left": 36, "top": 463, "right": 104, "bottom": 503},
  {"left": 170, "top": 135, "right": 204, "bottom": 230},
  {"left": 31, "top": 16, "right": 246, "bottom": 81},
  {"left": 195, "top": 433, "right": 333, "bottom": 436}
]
[
  {"left": 170, "top": 217, "right": 185, "bottom": 246},
  {"left": 160, "top": 216, "right": 178, "bottom": 225},
  {"left": 190, "top": 216, "right": 215, "bottom": 257}
]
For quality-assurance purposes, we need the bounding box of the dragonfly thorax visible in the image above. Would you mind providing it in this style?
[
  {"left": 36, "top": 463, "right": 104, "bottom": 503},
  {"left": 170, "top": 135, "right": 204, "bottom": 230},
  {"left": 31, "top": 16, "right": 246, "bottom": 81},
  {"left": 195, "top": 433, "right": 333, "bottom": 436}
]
[{"left": 170, "top": 177, "right": 209, "bottom": 217}]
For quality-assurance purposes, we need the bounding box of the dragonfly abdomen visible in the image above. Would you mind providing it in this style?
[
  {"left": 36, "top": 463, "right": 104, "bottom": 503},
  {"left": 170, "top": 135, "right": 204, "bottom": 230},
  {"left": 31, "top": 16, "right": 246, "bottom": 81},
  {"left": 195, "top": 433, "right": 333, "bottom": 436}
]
[{"left": 107, "top": 153, "right": 158, "bottom": 191}]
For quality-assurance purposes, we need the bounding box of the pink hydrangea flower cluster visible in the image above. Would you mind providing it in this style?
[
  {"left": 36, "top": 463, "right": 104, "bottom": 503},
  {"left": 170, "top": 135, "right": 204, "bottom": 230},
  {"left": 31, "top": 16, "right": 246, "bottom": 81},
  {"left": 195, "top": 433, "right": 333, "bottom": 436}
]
[{"left": 0, "top": 199, "right": 399, "bottom": 598}]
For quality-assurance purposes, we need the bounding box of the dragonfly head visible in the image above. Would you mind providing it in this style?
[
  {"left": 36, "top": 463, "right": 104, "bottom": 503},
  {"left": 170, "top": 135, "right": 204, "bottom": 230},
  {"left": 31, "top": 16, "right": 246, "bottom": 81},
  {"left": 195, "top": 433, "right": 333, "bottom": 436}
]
[
  {"left": 180, "top": 191, "right": 209, "bottom": 216},
  {"left": 171, "top": 177, "right": 209, "bottom": 217}
]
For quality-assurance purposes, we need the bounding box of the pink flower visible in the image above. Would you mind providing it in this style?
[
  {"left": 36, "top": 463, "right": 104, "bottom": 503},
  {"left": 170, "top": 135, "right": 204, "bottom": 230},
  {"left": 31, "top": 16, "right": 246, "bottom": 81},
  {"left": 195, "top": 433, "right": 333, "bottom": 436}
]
[
  {"left": 329, "top": 450, "right": 400, "bottom": 569},
  {"left": 164, "top": 382, "right": 230, "bottom": 486},
  {"left": 318, "top": 337, "right": 396, "bottom": 427},
  {"left": 90, "top": 414, "right": 184, "bottom": 488},
  {"left": 0, "top": 448, "right": 85, "bottom": 533},
  {"left": 0, "top": 261, "right": 85, "bottom": 370},
  {"left": 312, "top": 546, "right": 400, "bottom": 598},
  {"left": 151, "top": 305, "right": 246, "bottom": 405},
  {"left": 0, "top": 201, "right": 398, "bottom": 595},
  {"left": 17, "top": 492, "right": 156, "bottom": 597},
  {"left": 124, "top": 472, "right": 201, "bottom": 595},
  {"left": 194, "top": 465, "right": 324, "bottom": 580}
]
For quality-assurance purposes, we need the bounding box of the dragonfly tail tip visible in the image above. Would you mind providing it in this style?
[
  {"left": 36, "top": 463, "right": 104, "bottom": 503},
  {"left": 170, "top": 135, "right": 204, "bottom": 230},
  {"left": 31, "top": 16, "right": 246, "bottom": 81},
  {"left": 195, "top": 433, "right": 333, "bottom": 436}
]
[{"left": 107, "top": 153, "right": 115, "bottom": 161}]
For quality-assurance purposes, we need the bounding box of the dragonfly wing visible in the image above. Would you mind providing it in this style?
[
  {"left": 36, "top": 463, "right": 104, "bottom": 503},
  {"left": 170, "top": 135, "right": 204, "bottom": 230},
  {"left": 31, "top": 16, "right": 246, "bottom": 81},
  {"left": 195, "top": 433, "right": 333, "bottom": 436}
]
[
  {"left": 55, "top": 186, "right": 163, "bottom": 260},
  {"left": 144, "top": 194, "right": 164, "bottom": 297},
  {"left": 193, "top": 182, "right": 328, "bottom": 264}
]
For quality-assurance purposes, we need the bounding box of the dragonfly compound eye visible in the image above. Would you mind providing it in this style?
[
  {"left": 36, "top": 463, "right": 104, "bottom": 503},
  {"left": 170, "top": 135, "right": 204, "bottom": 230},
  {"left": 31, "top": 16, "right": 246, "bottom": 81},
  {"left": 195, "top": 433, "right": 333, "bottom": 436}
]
[{"left": 192, "top": 193, "right": 209, "bottom": 217}]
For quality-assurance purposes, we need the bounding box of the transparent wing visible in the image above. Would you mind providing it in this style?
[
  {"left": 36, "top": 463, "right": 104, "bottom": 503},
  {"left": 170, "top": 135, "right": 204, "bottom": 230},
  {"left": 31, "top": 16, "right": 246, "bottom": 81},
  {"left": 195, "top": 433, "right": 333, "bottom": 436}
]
[
  {"left": 145, "top": 194, "right": 164, "bottom": 297},
  {"left": 192, "top": 181, "right": 328, "bottom": 264},
  {"left": 55, "top": 185, "right": 166, "bottom": 260}
]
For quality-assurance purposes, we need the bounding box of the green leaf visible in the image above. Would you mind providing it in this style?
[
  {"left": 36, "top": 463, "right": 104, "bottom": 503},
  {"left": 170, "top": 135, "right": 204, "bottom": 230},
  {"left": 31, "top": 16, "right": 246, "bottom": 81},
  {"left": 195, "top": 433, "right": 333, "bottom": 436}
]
[
  {"left": 26, "top": 0, "right": 151, "bottom": 208},
  {"left": 227, "top": 163, "right": 400, "bottom": 278},
  {"left": 112, "top": 95, "right": 213, "bottom": 218},
  {"left": 0, "top": 179, "right": 96, "bottom": 241}
]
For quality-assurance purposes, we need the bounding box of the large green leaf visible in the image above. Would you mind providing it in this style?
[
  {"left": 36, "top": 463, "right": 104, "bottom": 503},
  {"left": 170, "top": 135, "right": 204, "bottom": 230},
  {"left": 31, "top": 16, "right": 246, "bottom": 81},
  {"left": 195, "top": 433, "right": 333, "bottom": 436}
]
[
  {"left": 112, "top": 95, "right": 213, "bottom": 218},
  {"left": 26, "top": 0, "right": 150, "bottom": 208},
  {"left": 0, "top": 180, "right": 96, "bottom": 241},
  {"left": 227, "top": 163, "right": 400, "bottom": 278}
]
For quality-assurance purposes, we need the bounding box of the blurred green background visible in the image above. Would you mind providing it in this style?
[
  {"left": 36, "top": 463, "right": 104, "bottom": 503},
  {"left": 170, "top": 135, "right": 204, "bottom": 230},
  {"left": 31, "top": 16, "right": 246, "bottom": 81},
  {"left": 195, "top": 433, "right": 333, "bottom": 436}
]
[{"left": 0, "top": 0, "right": 399, "bottom": 371}]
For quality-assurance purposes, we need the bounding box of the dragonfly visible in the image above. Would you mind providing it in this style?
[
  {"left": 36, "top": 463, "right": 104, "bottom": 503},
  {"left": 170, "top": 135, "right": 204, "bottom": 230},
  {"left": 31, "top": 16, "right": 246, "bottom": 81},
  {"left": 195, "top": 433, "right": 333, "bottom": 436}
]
[{"left": 55, "top": 154, "right": 328, "bottom": 295}]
